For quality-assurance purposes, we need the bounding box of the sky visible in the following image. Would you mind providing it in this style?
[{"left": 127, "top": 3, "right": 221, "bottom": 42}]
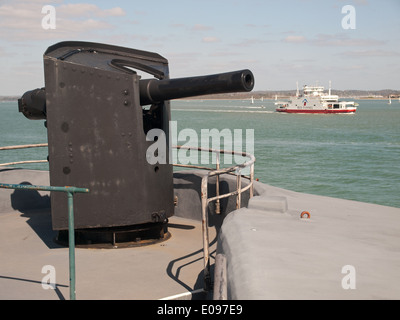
[{"left": 0, "top": 0, "right": 399, "bottom": 95}]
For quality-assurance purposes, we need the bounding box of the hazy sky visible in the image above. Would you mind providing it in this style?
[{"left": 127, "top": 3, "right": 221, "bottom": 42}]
[{"left": 0, "top": 0, "right": 399, "bottom": 95}]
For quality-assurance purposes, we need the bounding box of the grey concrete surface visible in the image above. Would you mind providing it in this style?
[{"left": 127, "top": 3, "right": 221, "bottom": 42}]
[{"left": 1, "top": 168, "right": 400, "bottom": 300}]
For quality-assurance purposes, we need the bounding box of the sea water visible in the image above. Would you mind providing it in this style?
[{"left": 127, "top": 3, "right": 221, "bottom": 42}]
[{"left": 1, "top": 99, "right": 399, "bottom": 208}]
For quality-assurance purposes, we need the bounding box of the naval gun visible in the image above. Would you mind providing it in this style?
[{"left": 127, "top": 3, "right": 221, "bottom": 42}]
[
  {"left": 18, "top": 41, "right": 254, "bottom": 247},
  {"left": 19, "top": 70, "right": 254, "bottom": 118}
]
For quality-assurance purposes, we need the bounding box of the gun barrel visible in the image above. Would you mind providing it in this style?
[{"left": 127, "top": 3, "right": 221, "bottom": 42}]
[{"left": 139, "top": 69, "right": 254, "bottom": 105}]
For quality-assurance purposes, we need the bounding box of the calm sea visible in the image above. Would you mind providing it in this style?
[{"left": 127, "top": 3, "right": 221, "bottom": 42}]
[{"left": 1, "top": 98, "right": 399, "bottom": 208}]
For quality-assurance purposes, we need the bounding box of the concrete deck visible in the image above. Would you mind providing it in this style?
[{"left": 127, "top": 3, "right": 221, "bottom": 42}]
[
  {"left": 0, "top": 168, "right": 217, "bottom": 300},
  {"left": 0, "top": 211, "right": 213, "bottom": 300},
  {"left": 1, "top": 167, "right": 400, "bottom": 300}
]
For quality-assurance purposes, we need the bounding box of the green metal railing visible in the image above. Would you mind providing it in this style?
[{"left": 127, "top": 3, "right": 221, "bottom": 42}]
[{"left": 0, "top": 182, "right": 89, "bottom": 300}]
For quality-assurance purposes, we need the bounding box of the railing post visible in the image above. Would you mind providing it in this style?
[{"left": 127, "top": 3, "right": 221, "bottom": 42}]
[
  {"left": 250, "top": 163, "right": 254, "bottom": 198},
  {"left": 201, "top": 176, "right": 211, "bottom": 291},
  {"left": 236, "top": 169, "right": 242, "bottom": 209},
  {"left": 67, "top": 191, "right": 76, "bottom": 300},
  {"left": 215, "top": 152, "right": 221, "bottom": 214}
]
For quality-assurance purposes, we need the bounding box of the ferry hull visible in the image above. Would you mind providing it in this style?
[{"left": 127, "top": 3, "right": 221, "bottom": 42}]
[{"left": 276, "top": 108, "right": 357, "bottom": 114}]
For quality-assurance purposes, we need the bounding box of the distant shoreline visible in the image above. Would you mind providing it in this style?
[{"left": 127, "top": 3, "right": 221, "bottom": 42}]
[
  {"left": 1, "top": 90, "right": 399, "bottom": 103},
  {"left": 0, "top": 96, "right": 19, "bottom": 102},
  {"left": 177, "top": 96, "right": 397, "bottom": 101},
  {"left": 1, "top": 97, "right": 397, "bottom": 103}
]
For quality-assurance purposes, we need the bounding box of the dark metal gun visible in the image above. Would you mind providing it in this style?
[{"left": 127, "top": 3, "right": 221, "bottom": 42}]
[
  {"left": 16, "top": 41, "right": 255, "bottom": 235},
  {"left": 19, "top": 69, "right": 254, "bottom": 119}
]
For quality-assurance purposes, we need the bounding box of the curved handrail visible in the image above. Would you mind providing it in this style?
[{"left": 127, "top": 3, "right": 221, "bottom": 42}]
[
  {"left": 0, "top": 143, "right": 48, "bottom": 167},
  {"left": 173, "top": 145, "right": 255, "bottom": 291},
  {"left": 0, "top": 143, "right": 48, "bottom": 150}
]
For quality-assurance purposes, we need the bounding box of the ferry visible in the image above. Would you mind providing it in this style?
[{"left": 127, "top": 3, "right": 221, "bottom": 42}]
[{"left": 275, "top": 82, "right": 358, "bottom": 114}]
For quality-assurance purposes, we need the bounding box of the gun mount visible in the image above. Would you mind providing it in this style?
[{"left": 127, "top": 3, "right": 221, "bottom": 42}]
[{"left": 17, "top": 41, "right": 255, "bottom": 247}]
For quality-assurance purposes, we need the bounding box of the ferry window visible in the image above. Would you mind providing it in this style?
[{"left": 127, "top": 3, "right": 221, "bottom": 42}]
[{"left": 334, "top": 104, "right": 339, "bottom": 108}]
